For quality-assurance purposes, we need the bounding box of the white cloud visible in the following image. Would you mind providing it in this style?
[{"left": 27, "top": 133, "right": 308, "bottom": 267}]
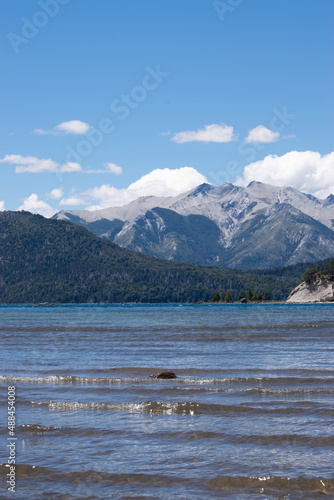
[
  {"left": 171, "top": 124, "right": 235, "bottom": 144},
  {"left": 105, "top": 162, "right": 123, "bottom": 175},
  {"left": 55, "top": 120, "right": 91, "bottom": 135},
  {"left": 86, "top": 163, "right": 123, "bottom": 174},
  {"left": 236, "top": 151, "right": 334, "bottom": 198},
  {"left": 34, "top": 129, "right": 54, "bottom": 135},
  {"left": 60, "top": 162, "right": 82, "bottom": 173},
  {"left": 245, "top": 125, "right": 280, "bottom": 143},
  {"left": 0, "top": 201, "right": 5, "bottom": 211},
  {"left": 34, "top": 129, "right": 51, "bottom": 135},
  {"left": 59, "top": 196, "right": 86, "bottom": 206},
  {"left": 34, "top": 120, "right": 92, "bottom": 136},
  {"left": 85, "top": 169, "right": 106, "bottom": 174},
  {"left": 18, "top": 194, "right": 56, "bottom": 218},
  {"left": 0, "top": 154, "right": 58, "bottom": 173},
  {"left": 84, "top": 167, "right": 208, "bottom": 209},
  {"left": 0, "top": 154, "right": 82, "bottom": 174},
  {"left": 282, "top": 134, "right": 297, "bottom": 140},
  {"left": 47, "top": 188, "right": 63, "bottom": 200}
]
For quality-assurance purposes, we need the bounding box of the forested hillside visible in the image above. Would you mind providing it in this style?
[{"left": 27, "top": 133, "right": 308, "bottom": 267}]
[{"left": 0, "top": 211, "right": 325, "bottom": 303}]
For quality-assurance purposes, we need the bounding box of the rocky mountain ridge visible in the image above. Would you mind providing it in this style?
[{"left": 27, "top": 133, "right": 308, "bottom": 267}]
[{"left": 54, "top": 182, "right": 334, "bottom": 269}]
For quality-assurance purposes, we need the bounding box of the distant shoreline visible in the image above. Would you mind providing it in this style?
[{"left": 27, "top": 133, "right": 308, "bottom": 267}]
[
  {"left": 0, "top": 301, "right": 333, "bottom": 306},
  {"left": 203, "top": 301, "right": 334, "bottom": 305}
]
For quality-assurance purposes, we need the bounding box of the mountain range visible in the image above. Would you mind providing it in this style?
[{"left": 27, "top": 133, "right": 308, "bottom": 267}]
[
  {"left": 0, "top": 211, "right": 314, "bottom": 303},
  {"left": 54, "top": 182, "right": 334, "bottom": 269}
]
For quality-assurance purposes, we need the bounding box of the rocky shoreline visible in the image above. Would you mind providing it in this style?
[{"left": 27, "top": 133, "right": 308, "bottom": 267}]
[{"left": 286, "top": 279, "right": 334, "bottom": 303}]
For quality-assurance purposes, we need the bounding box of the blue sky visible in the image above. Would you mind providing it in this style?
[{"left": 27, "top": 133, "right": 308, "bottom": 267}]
[{"left": 1, "top": 0, "right": 333, "bottom": 216}]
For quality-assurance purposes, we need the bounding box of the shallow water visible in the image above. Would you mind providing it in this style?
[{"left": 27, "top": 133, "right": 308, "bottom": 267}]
[{"left": 0, "top": 304, "right": 333, "bottom": 499}]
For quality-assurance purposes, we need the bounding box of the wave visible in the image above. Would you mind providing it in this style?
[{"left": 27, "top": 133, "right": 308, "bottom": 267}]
[
  {"left": 246, "top": 387, "right": 334, "bottom": 395},
  {"left": 0, "top": 424, "right": 59, "bottom": 435},
  {"left": 1, "top": 464, "right": 333, "bottom": 495},
  {"left": 31, "top": 400, "right": 202, "bottom": 415},
  {"left": 206, "top": 475, "right": 334, "bottom": 493},
  {"left": 2, "top": 424, "right": 332, "bottom": 448},
  {"left": 29, "top": 399, "right": 333, "bottom": 416},
  {"left": 137, "top": 386, "right": 334, "bottom": 397},
  {"left": 155, "top": 430, "right": 334, "bottom": 448},
  {"left": 0, "top": 374, "right": 156, "bottom": 385},
  {"left": 0, "top": 463, "right": 184, "bottom": 486},
  {"left": 86, "top": 367, "right": 334, "bottom": 376},
  {"left": 2, "top": 374, "right": 334, "bottom": 387},
  {"left": 0, "top": 423, "right": 114, "bottom": 437}
]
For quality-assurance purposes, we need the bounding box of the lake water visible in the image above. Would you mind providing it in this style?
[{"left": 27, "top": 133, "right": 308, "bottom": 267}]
[{"left": 0, "top": 304, "right": 333, "bottom": 499}]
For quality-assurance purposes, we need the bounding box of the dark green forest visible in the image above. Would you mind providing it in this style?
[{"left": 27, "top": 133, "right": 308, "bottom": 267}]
[
  {"left": 302, "top": 258, "right": 334, "bottom": 284},
  {"left": 0, "top": 211, "right": 330, "bottom": 304}
]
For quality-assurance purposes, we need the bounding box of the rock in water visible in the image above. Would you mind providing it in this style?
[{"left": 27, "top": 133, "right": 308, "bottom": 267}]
[{"left": 150, "top": 371, "right": 177, "bottom": 379}]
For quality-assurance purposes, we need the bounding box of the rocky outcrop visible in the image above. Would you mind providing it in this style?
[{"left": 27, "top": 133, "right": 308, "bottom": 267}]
[{"left": 286, "top": 279, "right": 334, "bottom": 303}]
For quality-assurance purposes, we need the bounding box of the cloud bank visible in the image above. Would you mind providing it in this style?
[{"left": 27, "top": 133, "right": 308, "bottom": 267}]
[
  {"left": 171, "top": 124, "right": 235, "bottom": 144},
  {"left": 245, "top": 125, "right": 280, "bottom": 143},
  {"left": 14, "top": 167, "right": 207, "bottom": 216},
  {"left": 0, "top": 201, "right": 5, "bottom": 211},
  {"left": 34, "top": 120, "right": 92, "bottom": 135},
  {"left": 236, "top": 151, "right": 334, "bottom": 198},
  {"left": 10, "top": 155, "right": 334, "bottom": 219}
]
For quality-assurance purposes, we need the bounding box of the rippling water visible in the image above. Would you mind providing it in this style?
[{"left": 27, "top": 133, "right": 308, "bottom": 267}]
[{"left": 0, "top": 304, "right": 333, "bottom": 499}]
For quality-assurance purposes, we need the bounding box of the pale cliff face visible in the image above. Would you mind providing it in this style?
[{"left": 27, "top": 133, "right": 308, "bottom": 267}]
[{"left": 286, "top": 279, "right": 334, "bottom": 303}]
